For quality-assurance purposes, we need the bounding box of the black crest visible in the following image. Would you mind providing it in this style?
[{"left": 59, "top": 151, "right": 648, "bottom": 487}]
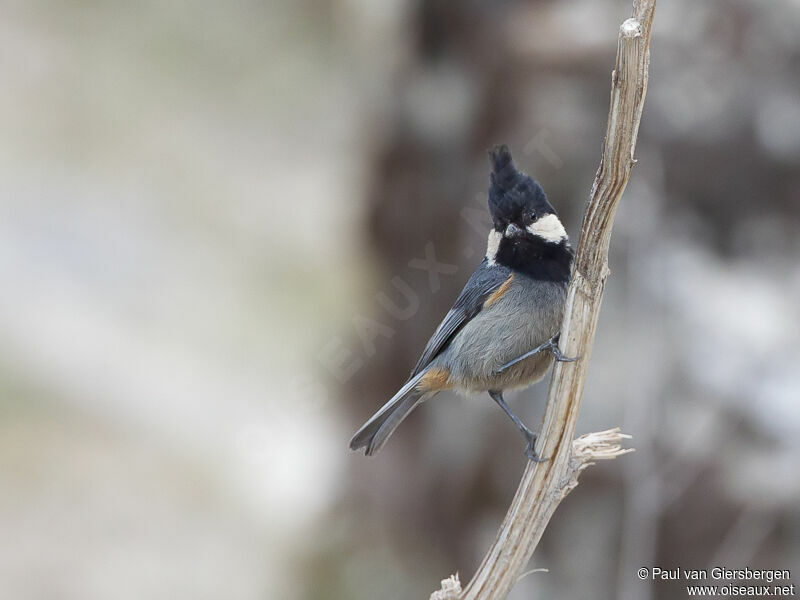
[{"left": 487, "top": 145, "right": 555, "bottom": 225}]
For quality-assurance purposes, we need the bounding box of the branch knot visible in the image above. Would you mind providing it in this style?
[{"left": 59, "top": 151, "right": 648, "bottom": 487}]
[
  {"left": 430, "top": 574, "right": 461, "bottom": 600},
  {"left": 620, "top": 18, "right": 642, "bottom": 38}
]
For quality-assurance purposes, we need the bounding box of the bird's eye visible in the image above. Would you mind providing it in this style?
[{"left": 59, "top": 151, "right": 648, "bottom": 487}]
[{"left": 528, "top": 210, "right": 537, "bottom": 221}]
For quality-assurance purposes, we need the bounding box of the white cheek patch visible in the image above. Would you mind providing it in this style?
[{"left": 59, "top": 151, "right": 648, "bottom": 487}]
[
  {"left": 486, "top": 229, "right": 502, "bottom": 265},
  {"left": 527, "top": 213, "right": 567, "bottom": 243}
]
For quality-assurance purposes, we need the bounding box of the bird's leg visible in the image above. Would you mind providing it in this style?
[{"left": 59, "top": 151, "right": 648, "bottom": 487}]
[
  {"left": 495, "top": 339, "right": 552, "bottom": 374},
  {"left": 488, "top": 390, "right": 546, "bottom": 462},
  {"left": 495, "top": 333, "right": 579, "bottom": 374}
]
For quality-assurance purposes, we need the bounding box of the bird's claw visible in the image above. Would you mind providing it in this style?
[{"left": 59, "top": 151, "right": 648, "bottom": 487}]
[
  {"left": 524, "top": 432, "right": 548, "bottom": 463},
  {"left": 551, "top": 344, "right": 580, "bottom": 363}
]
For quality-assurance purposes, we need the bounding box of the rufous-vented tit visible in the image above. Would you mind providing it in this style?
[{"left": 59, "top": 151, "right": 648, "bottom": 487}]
[{"left": 350, "top": 145, "right": 575, "bottom": 461}]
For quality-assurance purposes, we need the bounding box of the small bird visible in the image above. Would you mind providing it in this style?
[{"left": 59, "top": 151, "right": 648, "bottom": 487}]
[{"left": 349, "top": 145, "right": 575, "bottom": 460}]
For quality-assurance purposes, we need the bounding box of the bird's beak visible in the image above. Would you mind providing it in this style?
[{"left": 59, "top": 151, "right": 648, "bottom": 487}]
[{"left": 504, "top": 223, "right": 524, "bottom": 239}]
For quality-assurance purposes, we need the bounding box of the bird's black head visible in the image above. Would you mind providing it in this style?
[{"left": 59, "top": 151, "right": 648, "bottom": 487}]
[
  {"left": 488, "top": 144, "right": 556, "bottom": 233},
  {"left": 485, "top": 145, "right": 572, "bottom": 282}
]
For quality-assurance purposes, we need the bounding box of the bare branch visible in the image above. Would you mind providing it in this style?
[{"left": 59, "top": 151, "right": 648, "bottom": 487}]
[{"left": 436, "top": 2, "right": 657, "bottom": 598}]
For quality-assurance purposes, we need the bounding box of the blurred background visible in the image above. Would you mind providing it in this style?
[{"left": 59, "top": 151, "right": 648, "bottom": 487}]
[{"left": 1, "top": 1, "right": 798, "bottom": 599}]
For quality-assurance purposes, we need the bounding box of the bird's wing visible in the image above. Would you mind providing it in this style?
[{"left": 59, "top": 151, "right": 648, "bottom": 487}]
[{"left": 410, "top": 260, "right": 512, "bottom": 377}]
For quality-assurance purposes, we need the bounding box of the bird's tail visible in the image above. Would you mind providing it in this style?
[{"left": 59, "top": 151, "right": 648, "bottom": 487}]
[{"left": 349, "top": 371, "right": 428, "bottom": 456}]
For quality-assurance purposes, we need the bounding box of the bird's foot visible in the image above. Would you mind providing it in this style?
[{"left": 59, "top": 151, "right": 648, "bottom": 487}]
[
  {"left": 489, "top": 390, "right": 548, "bottom": 462},
  {"left": 550, "top": 335, "right": 579, "bottom": 363},
  {"left": 523, "top": 430, "right": 548, "bottom": 463}
]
